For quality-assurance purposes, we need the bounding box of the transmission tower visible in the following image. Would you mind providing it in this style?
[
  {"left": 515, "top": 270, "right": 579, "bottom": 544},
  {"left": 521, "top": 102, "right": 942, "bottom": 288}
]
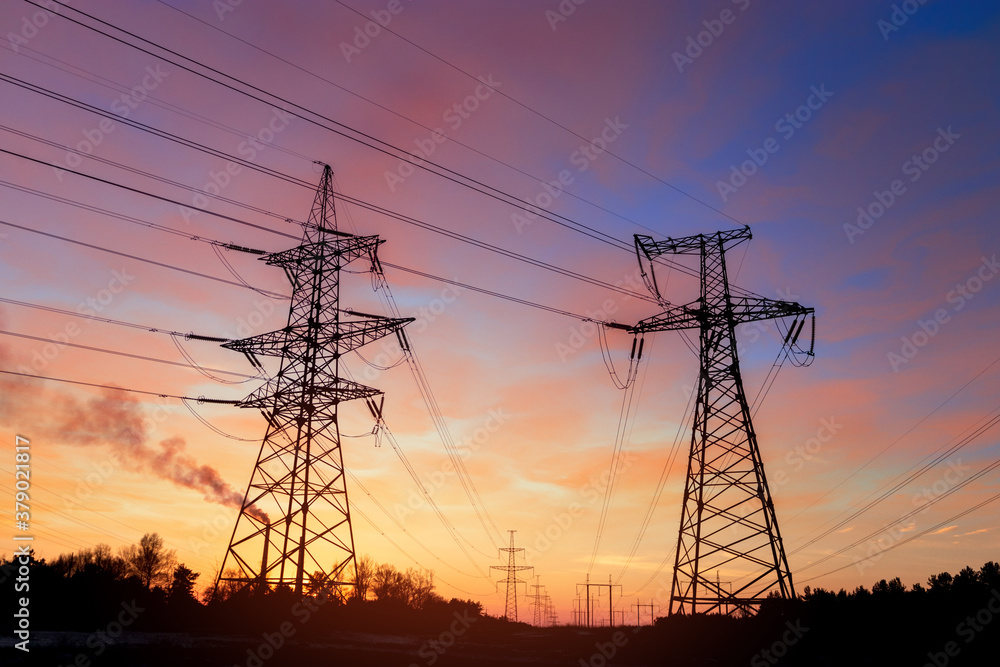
[
  {"left": 543, "top": 593, "right": 556, "bottom": 626},
  {"left": 216, "top": 165, "right": 412, "bottom": 596},
  {"left": 623, "top": 226, "right": 814, "bottom": 616},
  {"left": 576, "top": 575, "right": 621, "bottom": 627},
  {"left": 528, "top": 575, "right": 545, "bottom": 626},
  {"left": 491, "top": 530, "right": 532, "bottom": 622},
  {"left": 632, "top": 599, "right": 658, "bottom": 626}
]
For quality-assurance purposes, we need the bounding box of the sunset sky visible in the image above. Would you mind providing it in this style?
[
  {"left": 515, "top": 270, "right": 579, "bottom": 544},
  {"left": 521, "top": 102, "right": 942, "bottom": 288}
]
[{"left": 1, "top": 0, "right": 999, "bottom": 623}]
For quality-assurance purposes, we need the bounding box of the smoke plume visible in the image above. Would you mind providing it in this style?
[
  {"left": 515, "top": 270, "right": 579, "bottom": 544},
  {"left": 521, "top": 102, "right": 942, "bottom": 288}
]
[
  {"left": 61, "top": 390, "right": 270, "bottom": 523},
  {"left": 0, "top": 342, "right": 268, "bottom": 522}
]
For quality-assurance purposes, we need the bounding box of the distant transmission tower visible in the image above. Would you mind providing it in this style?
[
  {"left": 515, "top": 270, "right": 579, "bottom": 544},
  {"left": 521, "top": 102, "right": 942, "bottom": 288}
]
[
  {"left": 216, "top": 165, "right": 412, "bottom": 596},
  {"left": 528, "top": 575, "right": 544, "bottom": 626},
  {"left": 544, "top": 593, "right": 557, "bottom": 626},
  {"left": 624, "top": 226, "right": 814, "bottom": 615},
  {"left": 491, "top": 530, "right": 532, "bottom": 622}
]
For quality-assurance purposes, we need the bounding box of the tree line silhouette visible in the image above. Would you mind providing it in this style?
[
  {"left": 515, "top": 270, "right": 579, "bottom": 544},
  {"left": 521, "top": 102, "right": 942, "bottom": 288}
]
[
  {"left": 1, "top": 533, "right": 484, "bottom": 635},
  {"left": 3, "top": 535, "right": 999, "bottom": 665}
]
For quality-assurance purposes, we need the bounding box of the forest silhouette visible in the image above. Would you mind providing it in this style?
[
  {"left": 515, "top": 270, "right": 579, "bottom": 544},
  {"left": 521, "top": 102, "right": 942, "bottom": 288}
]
[{"left": 3, "top": 534, "right": 1000, "bottom": 665}]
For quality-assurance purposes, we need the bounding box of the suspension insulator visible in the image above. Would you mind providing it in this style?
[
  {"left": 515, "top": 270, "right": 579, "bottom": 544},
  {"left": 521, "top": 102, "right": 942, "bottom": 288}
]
[
  {"left": 223, "top": 243, "right": 267, "bottom": 255},
  {"left": 630, "top": 337, "right": 638, "bottom": 360},
  {"left": 783, "top": 319, "right": 797, "bottom": 346},
  {"left": 396, "top": 329, "right": 411, "bottom": 353},
  {"left": 791, "top": 318, "right": 806, "bottom": 347},
  {"left": 242, "top": 351, "right": 263, "bottom": 370},
  {"left": 186, "top": 332, "right": 231, "bottom": 343},
  {"left": 637, "top": 337, "right": 645, "bottom": 361},
  {"left": 197, "top": 396, "right": 241, "bottom": 405}
]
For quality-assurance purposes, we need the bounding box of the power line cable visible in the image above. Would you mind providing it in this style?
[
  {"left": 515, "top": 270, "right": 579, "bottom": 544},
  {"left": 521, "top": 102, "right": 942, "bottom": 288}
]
[
  {"left": 0, "top": 218, "right": 289, "bottom": 298},
  {"left": 728, "top": 403, "right": 1000, "bottom": 590},
  {"left": 0, "top": 328, "right": 254, "bottom": 379},
  {"left": 0, "top": 175, "right": 254, "bottom": 245},
  {"left": 23, "top": 0, "right": 633, "bottom": 253},
  {"left": 24, "top": 0, "right": 756, "bottom": 297},
  {"left": 0, "top": 118, "right": 309, "bottom": 223},
  {"left": 331, "top": 0, "right": 745, "bottom": 227},
  {"left": 0, "top": 147, "right": 300, "bottom": 241},
  {"left": 379, "top": 262, "right": 601, "bottom": 321},
  {"left": 345, "top": 469, "right": 483, "bottom": 581},
  {"left": 789, "top": 406, "right": 1000, "bottom": 558},
  {"left": 797, "top": 490, "right": 1000, "bottom": 585},
  {"left": 0, "top": 72, "right": 310, "bottom": 191},
  {"left": 0, "top": 295, "right": 216, "bottom": 338},
  {"left": 380, "top": 425, "right": 492, "bottom": 576},
  {"left": 0, "top": 38, "right": 316, "bottom": 166},
  {"left": 785, "top": 350, "right": 1000, "bottom": 527},
  {"left": 797, "top": 449, "right": 1000, "bottom": 576},
  {"left": 615, "top": 349, "right": 694, "bottom": 588},
  {"left": 372, "top": 271, "right": 505, "bottom": 549},
  {"left": 0, "top": 120, "right": 655, "bottom": 303},
  {"left": 151, "top": 0, "right": 656, "bottom": 233},
  {"left": 588, "top": 341, "right": 643, "bottom": 573},
  {"left": 0, "top": 368, "right": 235, "bottom": 403}
]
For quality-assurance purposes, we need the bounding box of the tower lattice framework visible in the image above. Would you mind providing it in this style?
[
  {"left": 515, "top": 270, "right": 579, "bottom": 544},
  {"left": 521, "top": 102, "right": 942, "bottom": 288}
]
[
  {"left": 491, "top": 530, "right": 532, "bottom": 622},
  {"left": 216, "top": 165, "right": 412, "bottom": 596},
  {"left": 528, "top": 575, "right": 544, "bottom": 627},
  {"left": 628, "top": 226, "right": 813, "bottom": 616}
]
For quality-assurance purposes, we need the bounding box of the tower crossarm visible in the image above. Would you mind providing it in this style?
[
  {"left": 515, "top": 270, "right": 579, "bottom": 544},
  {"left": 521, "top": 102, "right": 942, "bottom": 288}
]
[
  {"left": 234, "top": 377, "right": 384, "bottom": 410},
  {"left": 222, "top": 316, "right": 414, "bottom": 358},
  {"left": 628, "top": 297, "right": 813, "bottom": 334},
  {"left": 491, "top": 565, "right": 534, "bottom": 574},
  {"left": 636, "top": 226, "right": 751, "bottom": 259},
  {"left": 634, "top": 227, "right": 752, "bottom": 302},
  {"left": 263, "top": 235, "right": 384, "bottom": 268},
  {"left": 627, "top": 300, "right": 703, "bottom": 332},
  {"left": 727, "top": 297, "right": 812, "bottom": 325}
]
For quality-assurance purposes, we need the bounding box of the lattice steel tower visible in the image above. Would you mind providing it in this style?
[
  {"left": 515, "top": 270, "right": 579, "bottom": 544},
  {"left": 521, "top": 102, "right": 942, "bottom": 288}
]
[
  {"left": 216, "top": 165, "right": 412, "bottom": 596},
  {"left": 627, "top": 226, "right": 813, "bottom": 616},
  {"left": 528, "top": 575, "right": 545, "bottom": 627},
  {"left": 491, "top": 530, "right": 532, "bottom": 622}
]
